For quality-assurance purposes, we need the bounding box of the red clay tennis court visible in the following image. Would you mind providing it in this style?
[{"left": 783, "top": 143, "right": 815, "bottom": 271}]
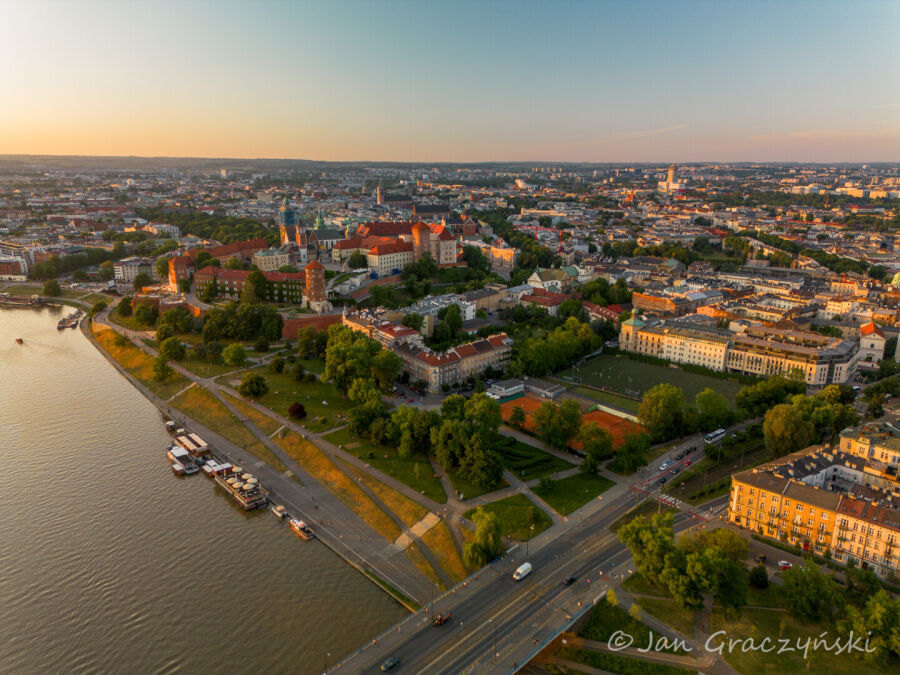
[{"left": 501, "top": 394, "right": 643, "bottom": 450}]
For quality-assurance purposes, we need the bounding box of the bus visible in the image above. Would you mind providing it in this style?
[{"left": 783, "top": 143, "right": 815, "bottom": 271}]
[{"left": 704, "top": 428, "right": 726, "bottom": 444}]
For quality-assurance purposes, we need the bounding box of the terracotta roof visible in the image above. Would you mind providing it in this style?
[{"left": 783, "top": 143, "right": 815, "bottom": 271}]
[
  {"left": 861, "top": 322, "right": 885, "bottom": 338},
  {"left": 368, "top": 242, "right": 413, "bottom": 256},
  {"left": 305, "top": 260, "right": 324, "bottom": 270}
]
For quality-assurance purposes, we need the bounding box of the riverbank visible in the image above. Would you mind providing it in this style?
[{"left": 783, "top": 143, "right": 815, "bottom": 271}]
[{"left": 79, "top": 315, "right": 432, "bottom": 611}]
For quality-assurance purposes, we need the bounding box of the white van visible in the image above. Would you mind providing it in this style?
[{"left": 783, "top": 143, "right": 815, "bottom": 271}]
[{"left": 513, "top": 562, "right": 532, "bottom": 581}]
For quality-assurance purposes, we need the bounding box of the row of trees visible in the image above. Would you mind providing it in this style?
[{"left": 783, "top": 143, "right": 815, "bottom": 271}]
[
  {"left": 30, "top": 243, "right": 128, "bottom": 280},
  {"left": 762, "top": 385, "right": 858, "bottom": 456},
  {"left": 514, "top": 317, "right": 601, "bottom": 376},
  {"left": 637, "top": 383, "right": 735, "bottom": 442}
]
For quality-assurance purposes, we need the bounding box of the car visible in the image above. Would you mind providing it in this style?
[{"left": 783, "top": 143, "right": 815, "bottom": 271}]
[
  {"left": 562, "top": 575, "right": 576, "bottom": 586},
  {"left": 778, "top": 560, "right": 792, "bottom": 570},
  {"left": 657, "top": 476, "right": 669, "bottom": 485},
  {"left": 755, "top": 554, "right": 766, "bottom": 563},
  {"left": 660, "top": 460, "right": 673, "bottom": 470},
  {"left": 407, "top": 398, "right": 414, "bottom": 403},
  {"left": 381, "top": 656, "right": 400, "bottom": 671},
  {"left": 675, "top": 450, "right": 685, "bottom": 460},
  {"left": 685, "top": 459, "right": 692, "bottom": 467}
]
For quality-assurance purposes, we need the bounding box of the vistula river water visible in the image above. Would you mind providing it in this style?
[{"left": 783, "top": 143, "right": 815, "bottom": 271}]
[{"left": 0, "top": 306, "right": 406, "bottom": 674}]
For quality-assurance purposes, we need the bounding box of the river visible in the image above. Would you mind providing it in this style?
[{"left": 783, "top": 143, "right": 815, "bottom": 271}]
[{"left": 0, "top": 306, "right": 405, "bottom": 674}]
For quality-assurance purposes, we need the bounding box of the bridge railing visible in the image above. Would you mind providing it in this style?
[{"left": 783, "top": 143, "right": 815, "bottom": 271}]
[{"left": 327, "top": 543, "right": 520, "bottom": 673}]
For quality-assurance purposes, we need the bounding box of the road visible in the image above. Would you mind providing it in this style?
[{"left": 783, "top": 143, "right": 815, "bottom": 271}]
[{"left": 331, "top": 490, "right": 720, "bottom": 674}]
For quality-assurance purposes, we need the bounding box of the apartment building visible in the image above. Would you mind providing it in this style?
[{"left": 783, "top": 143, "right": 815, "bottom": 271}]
[
  {"left": 621, "top": 318, "right": 858, "bottom": 385},
  {"left": 393, "top": 333, "right": 512, "bottom": 393},
  {"left": 193, "top": 266, "right": 306, "bottom": 303}
]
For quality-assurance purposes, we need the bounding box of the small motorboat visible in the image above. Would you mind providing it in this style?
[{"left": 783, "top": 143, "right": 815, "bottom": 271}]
[
  {"left": 289, "top": 519, "right": 315, "bottom": 540},
  {"left": 271, "top": 505, "right": 288, "bottom": 519},
  {"left": 15, "top": 338, "right": 23, "bottom": 344}
]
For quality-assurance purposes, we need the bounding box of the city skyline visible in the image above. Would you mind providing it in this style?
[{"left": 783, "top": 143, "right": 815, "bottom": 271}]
[{"left": 1, "top": 0, "right": 898, "bottom": 162}]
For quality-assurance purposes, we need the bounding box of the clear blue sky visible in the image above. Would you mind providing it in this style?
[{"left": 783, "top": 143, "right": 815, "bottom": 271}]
[{"left": 1, "top": 0, "right": 898, "bottom": 161}]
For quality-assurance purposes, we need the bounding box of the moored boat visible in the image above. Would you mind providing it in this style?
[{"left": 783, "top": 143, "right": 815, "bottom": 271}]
[
  {"left": 15, "top": 338, "right": 23, "bottom": 344},
  {"left": 289, "top": 519, "right": 315, "bottom": 540},
  {"left": 166, "top": 445, "right": 198, "bottom": 475},
  {"left": 271, "top": 505, "right": 288, "bottom": 519}
]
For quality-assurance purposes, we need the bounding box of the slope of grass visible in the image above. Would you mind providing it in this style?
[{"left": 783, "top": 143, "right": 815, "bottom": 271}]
[
  {"left": 342, "top": 461, "right": 429, "bottom": 529},
  {"left": 421, "top": 521, "right": 470, "bottom": 585},
  {"left": 324, "top": 427, "right": 446, "bottom": 504},
  {"left": 221, "top": 392, "right": 283, "bottom": 436},
  {"left": 92, "top": 324, "right": 188, "bottom": 399},
  {"left": 169, "top": 385, "right": 286, "bottom": 471},
  {"left": 405, "top": 542, "right": 445, "bottom": 591},
  {"left": 274, "top": 432, "right": 401, "bottom": 542}
]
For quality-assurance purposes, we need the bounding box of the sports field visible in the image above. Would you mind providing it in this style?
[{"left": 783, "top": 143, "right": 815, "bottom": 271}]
[
  {"left": 558, "top": 354, "right": 743, "bottom": 404},
  {"left": 501, "top": 394, "right": 643, "bottom": 449}
]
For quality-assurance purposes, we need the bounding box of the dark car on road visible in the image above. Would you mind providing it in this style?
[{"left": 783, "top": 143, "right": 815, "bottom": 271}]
[
  {"left": 381, "top": 656, "right": 399, "bottom": 671},
  {"left": 562, "top": 575, "right": 576, "bottom": 586},
  {"left": 755, "top": 554, "right": 766, "bottom": 563}
]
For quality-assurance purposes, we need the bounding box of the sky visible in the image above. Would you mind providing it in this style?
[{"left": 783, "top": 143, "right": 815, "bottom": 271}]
[{"left": 1, "top": 0, "right": 898, "bottom": 162}]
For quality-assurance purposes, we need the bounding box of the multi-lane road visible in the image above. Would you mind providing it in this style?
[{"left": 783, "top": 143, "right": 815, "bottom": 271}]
[{"left": 332, "top": 484, "right": 721, "bottom": 674}]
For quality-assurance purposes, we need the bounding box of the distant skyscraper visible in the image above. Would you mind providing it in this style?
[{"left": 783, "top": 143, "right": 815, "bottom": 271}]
[
  {"left": 667, "top": 164, "right": 676, "bottom": 184},
  {"left": 278, "top": 197, "right": 296, "bottom": 229},
  {"left": 375, "top": 184, "right": 384, "bottom": 205}
]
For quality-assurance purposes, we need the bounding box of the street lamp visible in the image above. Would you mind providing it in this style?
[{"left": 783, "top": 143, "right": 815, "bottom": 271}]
[{"left": 526, "top": 523, "right": 535, "bottom": 556}]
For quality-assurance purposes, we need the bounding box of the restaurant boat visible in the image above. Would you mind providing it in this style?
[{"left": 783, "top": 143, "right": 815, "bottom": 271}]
[{"left": 289, "top": 519, "right": 315, "bottom": 541}]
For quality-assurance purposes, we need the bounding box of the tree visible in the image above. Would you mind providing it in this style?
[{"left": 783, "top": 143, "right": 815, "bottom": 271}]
[
  {"left": 222, "top": 343, "right": 247, "bottom": 367},
  {"left": 239, "top": 372, "right": 268, "bottom": 398},
  {"left": 440, "top": 394, "right": 467, "bottom": 421},
  {"left": 155, "top": 256, "right": 171, "bottom": 278},
  {"left": 401, "top": 313, "right": 423, "bottom": 331},
  {"left": 464, "top": 393, "right": 502, "bottom": 433},
  {"left": 763, "top": 403, "right": 815, "bottom": 455},
  {"left": 153, "top": 356, "right": 174, "bottom": 382},
  {"left": 347, "top": 251, "right": 367, "bottom": 269},
  {"left": 224, "top": 257, "right": 243, "bottom": 270},
  {"left": 42, "top": 279, "right": 61, "bottom": 297},
  {"left": 679, "top": 528, "right": 748, "bottom": 562},
  {"left": 617, "top": 512, "right": 676, "bottom": 587},
  {"left": 578, "top": 422, "right": 614, "bottom": 473},
  {"left": 838, "top": 590, "right": 900, "bottom": 663},
  {"left": 291, "top": 362, "right": 306, "bottom": 382},
  {"left": 608, "top": 432, "right": 651, "bottom": 474},
  {"left": 289, "top": 402, "right": 307, "bottom": 419},
  {"left": 463, "top": 507, "right": 504, "bottom": 568},
  {"left": 781, "top": 561, "right": 841, "bottom": 621},
  {"left": 749, "top": 564, "right": 769, "bottom": 589},
  {"left": 134, "top": 304, "right": 158, "bottom": 326},
  {"left": 254, "top": 336, "right": 269, "bottom": 352},
  {"left": 241, "top": 270, "right": 267, "bottom": 304},
  {"left": 89, "top": 301, "right": 108, "bottom": 317},
  {"left": 509, "top": 405, "right": 527, "bottom": 430},
  {"left": 695, "top": 388, "right": 732, "bottom": 430},
  {"left": 159, "top": 336, "right": 186, "bottom": 361},
  {"left": 532, "top": 399, "right": 582, "bottom": 450},
  {"left": 606, "top": 587, "right": 618, "bottom": 607},
  {"left": 371, "top": 349, "right": 402, "bottom": 392},
  {"left": 98, "top": 260, "right": 115, "bottom": 281},
  {"left": 868, "top": 393, "right": 886, "bottom": 419},
  {"left": 268, "top": 356, "right": 285, "bottom": 374},
  {"left": 639, "top": 383, "right": 685, "bottom": 441},
  {"left": 132, "top": 272, "right": 152, "bottom": 291}
]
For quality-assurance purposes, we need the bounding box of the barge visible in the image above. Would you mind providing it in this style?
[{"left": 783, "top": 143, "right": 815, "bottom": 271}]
[
  {"left": 57, "top": 310, "right": 82, "bottom": 330},
  {"left": 205, "top": 461, "right": 267, "bottom": 510}
]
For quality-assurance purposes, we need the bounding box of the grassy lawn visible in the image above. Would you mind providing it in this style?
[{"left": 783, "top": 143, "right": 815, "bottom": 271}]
[
  {"left": 78, "top": 293, "right": 113, "bottom": 306},
  {"left": 622, "top": 572, "right": 673, "bottom": 598},
  {"left": 710, "top": 607, "right": 887, "bottom": 675},
  {"left": 108, "top": 305, "right": 155, "bottom": 332},
  {"left": 233, "top": 367, "right": 354, "bottom": 433},
  {"left": 92, "top": 324, "right": 188, "bottom": 400},
  {"left": 3, "top": 284, "right": 85, "bottom": 299},
  {"left": 573, "top": 385, "right": 641, "bottom": 413},
  {"left": 558, "top": 354, "right": 742, "bottom": 404},
  {"left": 168, "top": 385, "right": 287, "bottom": 472},
  {"left": 273, "top": 432, "right": 401, "bottom": 542},
  {"left": 324, "top": 427, "right": 447, "bottom": 504},
  {"left": 221, "top": 392, "right": 283, "bottom": 436},
  {"left": 491, "top": 432, "right": 574, "bottom": 481},
  {"left": 579, "top": 600, "right": 689, "bottom": 653},
  {"left": 341, "top": 460, "right": 429, "bottom": 529},
  {"left": 464, "top": 493, "right": 552, "bottom": 541},
  {"left": 405, "top": 541, "right": 445, "bottom": 591},
  {"left": 447, "top": 470, "right": 506, "bottom": 501},
  {"left": 421, "top": 521, "right": 470, "bottom": 584},
  {"left": 178, "top": 355, "right": 240, "bottom": 379},
  {"left": 533, "top": 472, "right": 615, "bottom": 515},
  {"left": 296, "top": 358, "right": 325, "bottom": 374},
  {"left": 610, "top": 501, "right": 676, "bottom": 534},
  {"left": 637, "top": 598, "right": 696, "bottom": 639},
  {"left": 556, "top": 648, "right": 695, "bottom": 675}
]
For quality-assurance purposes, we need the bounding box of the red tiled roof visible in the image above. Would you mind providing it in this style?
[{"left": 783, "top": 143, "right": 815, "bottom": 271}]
[
  {"left": 369, "top": 242, "right": 412, "bottom": 256},
  {"left": 305, "top": 260, "right": 324, "bottom": 270}
]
